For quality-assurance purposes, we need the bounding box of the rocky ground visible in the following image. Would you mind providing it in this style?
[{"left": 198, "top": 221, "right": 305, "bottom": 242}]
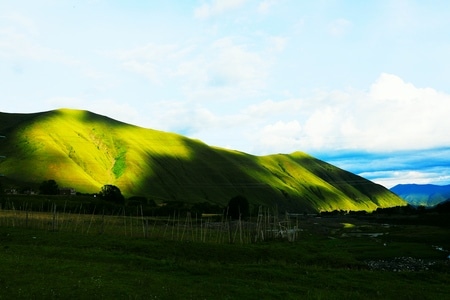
[{"left": 365, "top": 256, "right": 450, "bottom": 272}]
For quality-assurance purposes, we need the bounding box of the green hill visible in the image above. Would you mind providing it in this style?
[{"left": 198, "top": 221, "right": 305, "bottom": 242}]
[{"left": 0, "top": 109, "right": 405, "bottom": 212}]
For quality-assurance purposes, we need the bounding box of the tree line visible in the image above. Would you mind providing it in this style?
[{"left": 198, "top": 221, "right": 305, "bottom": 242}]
[{"left": 3, "top": 179, "right": 251, "bottom": 219}]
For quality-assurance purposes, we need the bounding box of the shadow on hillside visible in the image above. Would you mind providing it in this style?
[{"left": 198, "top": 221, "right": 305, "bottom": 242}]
[
  {"left": 128, "top": 138, "right": 313, "bottom": 213},
  {"left": 293, "top": 155, "right": 400, "bottom": 206}
]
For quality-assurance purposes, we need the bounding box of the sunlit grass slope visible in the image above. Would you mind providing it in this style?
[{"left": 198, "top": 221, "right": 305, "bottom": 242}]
[{"left": 0, "top": 109, "right": 406, "bottom": 212}]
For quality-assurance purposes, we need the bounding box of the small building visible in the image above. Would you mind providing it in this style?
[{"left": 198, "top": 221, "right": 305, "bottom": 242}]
[
  {"left": 4, "top": 188, "right": 17, "bottom": 195},
  {"left": 23, "top": 189, "right": 36, "bottom": 195},
  {"left": 59, "top": 187, "right": 76, "bottom": 196}
]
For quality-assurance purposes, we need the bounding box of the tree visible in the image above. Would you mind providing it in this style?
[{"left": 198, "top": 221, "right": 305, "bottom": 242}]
[
  {"left": 39, "top": 179, "right": 59, "bottom": 195},
  {"left": 0, "top": 180, "right": 4, "bottom": 197},
  {"left": 127, "top": 196, "right": 156, "bottom": 207},
  {"left": 98, "top": 184, "right": 124, "bottom": 204},
  {"left": 436, "top": 200, "right": 450, "bottom": 213},
  {"left": 226, "top": 195, "right": 250, "bottom": 220},
  {"left": 191, "top": 202, "right": 222, "bottom": 215}
]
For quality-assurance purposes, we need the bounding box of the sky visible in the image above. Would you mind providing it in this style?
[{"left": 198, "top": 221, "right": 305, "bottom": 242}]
[{"left": 1, "top": 0, "right": 450, "bottom": 188}]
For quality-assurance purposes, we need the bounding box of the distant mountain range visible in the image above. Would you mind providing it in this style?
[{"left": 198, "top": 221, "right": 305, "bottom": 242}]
[
  {"left": 390, "top": 184, "right": 450, "bottom": 207},
  {"left": 0, "top": 109, "right": 406, "bottom": 212}
]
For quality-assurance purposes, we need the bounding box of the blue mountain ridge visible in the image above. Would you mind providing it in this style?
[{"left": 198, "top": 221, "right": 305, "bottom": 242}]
[{"left": 390, "top": 184, "right": 450, "bottom": 207}]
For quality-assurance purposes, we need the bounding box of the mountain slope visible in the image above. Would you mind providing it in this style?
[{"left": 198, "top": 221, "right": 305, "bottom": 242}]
[
  {"left": 0, "top": 109, "right": 405, "bottom": 212},
  {"left": 390, "top": 184, "right": 450, "bottom": 207}
]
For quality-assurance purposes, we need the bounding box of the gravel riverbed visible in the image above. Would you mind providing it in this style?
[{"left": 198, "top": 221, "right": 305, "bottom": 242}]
[{"left": 365, "top": 256, "right": 449, "bottom": 272}]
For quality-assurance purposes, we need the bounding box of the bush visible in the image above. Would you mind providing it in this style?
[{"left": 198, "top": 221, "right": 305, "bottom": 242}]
[
  {"left": 98, "top": 184, "right": 124, "bottom": 204},
  {"left": 39, "top": 179, "right": 59, "bottom": 195},
  {"left": 226, "top": 195, "right": 250, "bottom": 220}
]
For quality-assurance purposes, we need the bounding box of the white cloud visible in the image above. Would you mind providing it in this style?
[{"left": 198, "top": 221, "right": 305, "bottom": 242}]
[
  {"left": 383, "top": 0, "right": 417, "bottom": 32},
  {"left": 190, "top": 73, "right": 450, "bottom": 155},
  {"left": 208, "top": 37, "right": 268, "bottom": 87},
  {"left": 113, "top": 36, "right": 270, "bottom": 102},
  {"left": 114, "top": 43, "right": 181, "bottom": 84},
  {"left": 303, "top": 107, "right": 340, "bottom": 148},
  {"left": 0, "top": 13, "right": 79, "bottom": 65},
  {"left": 0, "top": 25, "right": 51, "bottom": 60},
  {"left": 176, "top": 37, "right": 271, "bottom": 102},
  {"left": 245, "top": 99, "right": 300, "bottom": 116},
  {"left": 258, "top": 0, "right": 279, "bottom": 14},
  {"left": 89, "top": 101, "right": 142, "bottom": 126},
  {"left": 285, "top": 73, "right": 450, "bottom": 153},
  {"left": 258, "top": 120, "right": 302, "bottom": 152},
  {"left": 361, "top": 170, "right": 445, "bottom": 189},
  {"left": 267, "top": 36, "right": 287, "bottom": 53},
  {"left": 144, "top": 72, "right": 450, "bottom": 187},
  {"left": 360, "top": 73, "right": 450, "bottom": 151},
  {"left": 328, "top": 18, "right": 352, "bottom": 37},
  {"left": 370, "top": 73, "right": 437, "bottom": 101},
  {"left": 0, "top": 13, "right": 38, "bottom": 36},
  {"left": 194, "top": 0, "right": 248, "bottom": 19}
]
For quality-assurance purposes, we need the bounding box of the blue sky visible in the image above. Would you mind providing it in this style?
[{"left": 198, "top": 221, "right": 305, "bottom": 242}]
[{"left": 2, "top": 0, "right": 450, "bottom": 188}]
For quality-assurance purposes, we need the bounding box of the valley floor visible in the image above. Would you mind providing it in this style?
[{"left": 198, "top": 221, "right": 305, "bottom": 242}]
[{"left": 0, "top": 213, "right": 449, "bottom": 299}]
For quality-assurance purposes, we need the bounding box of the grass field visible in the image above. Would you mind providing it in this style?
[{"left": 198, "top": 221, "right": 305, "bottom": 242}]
[{"left": 0, "top": 208, "right": 449, "bottom": 299}]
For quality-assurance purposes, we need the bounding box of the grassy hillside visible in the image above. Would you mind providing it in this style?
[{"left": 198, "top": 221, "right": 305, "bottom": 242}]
[{"left": 0, "top": 109, "right": 405, "bottom": 212}]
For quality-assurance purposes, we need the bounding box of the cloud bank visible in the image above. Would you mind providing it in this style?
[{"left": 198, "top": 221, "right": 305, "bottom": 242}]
[{"left": 160, "top": 73, "right": 450, "bottom": 155}]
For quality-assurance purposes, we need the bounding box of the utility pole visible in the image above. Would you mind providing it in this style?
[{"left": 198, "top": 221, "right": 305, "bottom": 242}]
[
  {"left": 0, "top": 135, "right": 5, "bottom": 177},
  {"left": 0, "top": 135, "right": 4, "bottom": 198}
]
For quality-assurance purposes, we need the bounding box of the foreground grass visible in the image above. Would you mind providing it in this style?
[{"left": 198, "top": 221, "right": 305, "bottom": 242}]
[{"left": 0, "top": 221, "right": 449, "bottom": 299}]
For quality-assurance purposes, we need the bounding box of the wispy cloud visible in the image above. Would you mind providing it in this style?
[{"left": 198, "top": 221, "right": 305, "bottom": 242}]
[
  {"left": 114, "top": 43, "right": 182, "bottom": 85},
  {"left": 197, "top": 37, "right": 269, "bottom": 91},
  {"left": 112, "top": 36, "right": 272, "bottom": 103},
  {"left": 257, "top": 0, "right": 280, "bottom": 15},
  {"left": 328, "top": 18, "right": 352, "bottom": 37},
  {"left": 0, "top": 13, "right": 76, "bottom": 64},
  {"left": 0, "top": 13, "right": 38, "bottom": 36},
  {"left": 0, "top": 11, "right": 107, "bottom": 87},
  {"left": 267, "top": 35, "right": 287, "bottom": 52},
  {"left": 194, "top": 0, "right": 248, "bottom": 19}
]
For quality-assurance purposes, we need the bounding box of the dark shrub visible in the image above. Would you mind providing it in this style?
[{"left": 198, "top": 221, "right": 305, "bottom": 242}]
[{"left": 226, "top": 195, "right": 250, "bottom": 220}]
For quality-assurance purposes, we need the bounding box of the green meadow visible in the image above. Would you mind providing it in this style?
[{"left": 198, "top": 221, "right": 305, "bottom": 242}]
[
  {"left": 0, "top": 109, "right": 448, "bottom": 299},
  {"left": 0, "top": 203, "right": 449, "bottom": 299}
]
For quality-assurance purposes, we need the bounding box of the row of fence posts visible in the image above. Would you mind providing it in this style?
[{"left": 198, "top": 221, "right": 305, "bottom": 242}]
[{"left": 0, "top": 200, "right": 301, "bottom": 243}]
